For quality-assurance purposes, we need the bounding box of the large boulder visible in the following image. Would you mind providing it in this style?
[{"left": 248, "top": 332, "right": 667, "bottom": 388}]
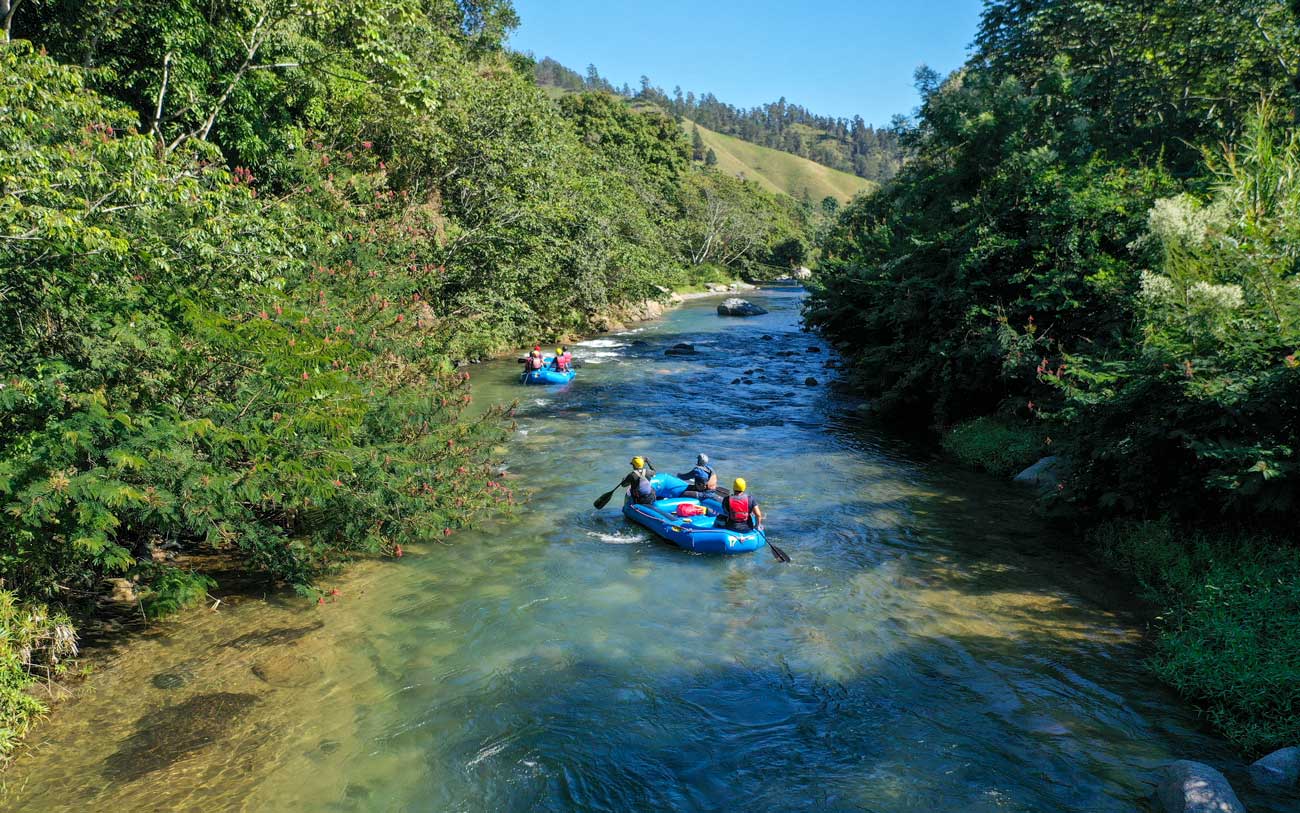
[
  {"left": 1250, "top": 745, "right": 1300, "bottom": 791},
  {"left": 664, "top": 343, "right": 698, "bottom": 357},
  {"left": 1013, "top": 456, "right": 1070, "bottom": 489},
  {"left": 717, "top": 298, "right": 768, "bottom": 317},
  {"left": 1156, "top": 761, "right": 1246, "bottom": 813}
]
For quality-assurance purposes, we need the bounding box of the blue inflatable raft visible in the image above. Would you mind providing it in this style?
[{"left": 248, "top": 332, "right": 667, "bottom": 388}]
[
  {"left": 622, "top": 473, "right": 767, "bottom": 555},
  {"left": 521, "top": 358, "right": 575, "bottom": 386}
]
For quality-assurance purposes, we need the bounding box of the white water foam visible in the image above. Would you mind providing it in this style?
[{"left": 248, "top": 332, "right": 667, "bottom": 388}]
[
  {"left": 586, "top": 530, "right": 645, "bottom": 545},
  {"left": 575, "top": 338, "right": 627, "bottom": 349},
  {"left": 467, "top": 739, "right": 509, "bottom": 768}
]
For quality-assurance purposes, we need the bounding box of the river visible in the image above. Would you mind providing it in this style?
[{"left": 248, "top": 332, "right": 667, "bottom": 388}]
[{"left": 3, "top": 287, "right": 1274, "bottom": 811}]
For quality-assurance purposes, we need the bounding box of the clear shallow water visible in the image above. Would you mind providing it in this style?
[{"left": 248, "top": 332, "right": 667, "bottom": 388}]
[{"left": 4, "top": 289, "right": 1273, "bottom": 811}]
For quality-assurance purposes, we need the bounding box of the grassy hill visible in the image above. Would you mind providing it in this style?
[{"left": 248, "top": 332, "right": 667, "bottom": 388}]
[{"left": 684, "top": 120, "right": 876, "bottom": 203}]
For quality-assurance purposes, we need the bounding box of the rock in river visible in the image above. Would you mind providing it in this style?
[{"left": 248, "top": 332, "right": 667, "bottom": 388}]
[
  {"left": 805, "top": 377, "right": 818, "bottom": 387},
  {"left": 664, "top": 343, "right": 698, "bottom": 356},
  {"left": 1155, "top": 761, "right": 1246, "bottom": 813},
  {"left": 1250, "top": 745, "right": 1300, "bottom": 790},
  {"left": 1013, "top": 456, "right": 1070, "bottom": 489},
  {"left": 717, "top": 298, "right": 768, "bottom": 317}
]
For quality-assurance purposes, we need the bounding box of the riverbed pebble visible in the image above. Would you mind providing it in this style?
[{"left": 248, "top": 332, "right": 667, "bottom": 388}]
[{"left": 1156, "top": 760, "right": 1246, "bottom": 813}]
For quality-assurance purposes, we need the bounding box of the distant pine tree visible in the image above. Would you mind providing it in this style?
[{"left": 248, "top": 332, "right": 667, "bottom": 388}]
[
  {"left": 705, "top": 148, "right": 718, "bottom": 166},
  {"left": 691, "top": 126, "right": 706, "bottom": 161},
  {"left": 532, "top": 57, "right": 905, "bottom": 182}
]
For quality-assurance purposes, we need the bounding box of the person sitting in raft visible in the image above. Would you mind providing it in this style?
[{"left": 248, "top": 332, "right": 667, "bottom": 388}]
[
  {"left": 520, "top": 348, "right": 544, "bottom": 372},
  {"left": 620, "top": 456, "right": 657, "bottom": 506},
  {"left": 550, "top": 346, "right": 572, "bottom": 373},
  {"left": 717, "top": 478, "right": 763, "bottom": 531},
  {"left": 677, "top": 453, "right": 718, "bottom": 500}
]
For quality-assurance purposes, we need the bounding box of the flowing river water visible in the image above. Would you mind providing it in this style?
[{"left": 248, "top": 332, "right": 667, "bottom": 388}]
[{"left": 4, "top": 288, "right": 1276, "bottom": 811}]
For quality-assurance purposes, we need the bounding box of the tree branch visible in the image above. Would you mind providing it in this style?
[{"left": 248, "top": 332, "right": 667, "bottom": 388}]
[{"left": 149, "top": 52, "right": 173, "bottom": 140}]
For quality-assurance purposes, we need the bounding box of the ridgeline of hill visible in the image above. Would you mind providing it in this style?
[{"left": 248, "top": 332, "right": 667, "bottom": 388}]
[
  {"left": 534, "top": 57, "right": 904, "bottom": 186},
  {"left": 684, "top": 120, "right": 875, "bottom": 203}
]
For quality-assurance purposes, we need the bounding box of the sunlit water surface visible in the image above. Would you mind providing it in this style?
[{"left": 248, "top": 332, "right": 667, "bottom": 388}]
[{"left": 5, "top": 289, "right": 1275, "bottom": 811}]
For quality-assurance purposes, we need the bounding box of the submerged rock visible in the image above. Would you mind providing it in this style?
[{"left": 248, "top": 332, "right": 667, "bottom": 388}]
[
  {"left": 103, "top": 692, "right": 259, "bottom": 781},
  {"left": 150, "top": 669, "right": 192, "bottom": 691},
  {"left": 717, "top": 298, "right": 768, "bottom": 317},
  {"left": 1250, "top": 745, "right": 1300, "bottom": 790},
  {"left": 220, "top": 620, "right": 324, "bottom": 650},
  {"left": 664, "top": 343, "right": 698, "bottom": 357},
  {"left": 806, "top": 346, "right": 821, "bottom": 353},
  {"left": 251, "top": 651, "right": 324, "bottom": 688},
  {"left": 805, "top": 377, "right": 819, "bottom": 387},
  {"left": 760, "top": 334, "right": 774, "bottom": 341},
  {"left": 1156, "top": 761, "right": 1245, "bottom": 813}
]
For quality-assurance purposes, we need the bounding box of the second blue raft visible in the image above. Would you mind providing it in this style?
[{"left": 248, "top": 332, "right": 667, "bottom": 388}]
[{"left": 622, "top": 473, "right": 767, "bottom": 555}]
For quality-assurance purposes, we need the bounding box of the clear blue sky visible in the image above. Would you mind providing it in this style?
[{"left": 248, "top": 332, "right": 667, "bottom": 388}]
[{"left": 508, "top": 0, "right": 985, "bottom": 126}]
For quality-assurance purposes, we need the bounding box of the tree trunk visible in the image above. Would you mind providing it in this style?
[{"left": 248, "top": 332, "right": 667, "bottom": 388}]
[
  {"left": 2, "top": 0, "right": 23, "bottom": 42},
  {"left": 1293, "top": 1, "right": 1300, "bottom": 123}
]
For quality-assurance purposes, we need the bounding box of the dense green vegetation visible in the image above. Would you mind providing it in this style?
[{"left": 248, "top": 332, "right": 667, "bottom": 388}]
[
  {"left": 940, "top": 417, "right": 1045, "bottom": 479},
  {"left": 806, "top": 0, "right": 1300, "bottom": 752},
  {"left": 0, "top": 0, "right": 809, "bottom": 755},
  {"left": 534, "top": 57, "right": 905, "bottom": 182}
]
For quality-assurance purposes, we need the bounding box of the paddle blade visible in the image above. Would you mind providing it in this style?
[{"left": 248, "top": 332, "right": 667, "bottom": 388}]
[
  {"left": 593, "top": 488, "right": 618, "bottom": 509},
  {"left": 769, "top": 541, "right": 791, "bottom": 563}
]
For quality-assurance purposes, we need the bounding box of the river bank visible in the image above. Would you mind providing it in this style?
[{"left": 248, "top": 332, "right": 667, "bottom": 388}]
[
  {"left": 0, "top": 284, "right": 764, "bottom": 765},
  {"left": 5, "top": 287, "right": 1289, "bottom": 812}
]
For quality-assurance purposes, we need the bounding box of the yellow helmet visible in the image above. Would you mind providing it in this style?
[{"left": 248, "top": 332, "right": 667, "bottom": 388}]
[
  {"left": 631, "top": 456, "right": 646, "bottom": 469},
  {"left": 732, "top": 477, "right": 747, "bottom": 493},
  {"left": 555, "top": 347, "right": 564, "bottom": 355}
]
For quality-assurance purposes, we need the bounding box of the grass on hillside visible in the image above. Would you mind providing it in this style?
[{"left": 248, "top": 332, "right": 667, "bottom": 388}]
[
  {"left": 684, "top": 120, "right": 876, "bottom": 203},
  {"left": 547, "top": 89, "right": 874, "bottom": 203}
]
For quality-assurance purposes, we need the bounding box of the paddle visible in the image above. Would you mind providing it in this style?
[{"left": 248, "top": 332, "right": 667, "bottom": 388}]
[
  {"left": 766, "top": 531, "right": 791, "bottom": 563},
  {"left": 593, "top": 484, "right": 622, "bottom": 510}
]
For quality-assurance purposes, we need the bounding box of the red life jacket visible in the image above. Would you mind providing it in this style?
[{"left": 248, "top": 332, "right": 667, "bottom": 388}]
[{"left": 724, "top": 494, "right": 751, "bottom": 524}]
